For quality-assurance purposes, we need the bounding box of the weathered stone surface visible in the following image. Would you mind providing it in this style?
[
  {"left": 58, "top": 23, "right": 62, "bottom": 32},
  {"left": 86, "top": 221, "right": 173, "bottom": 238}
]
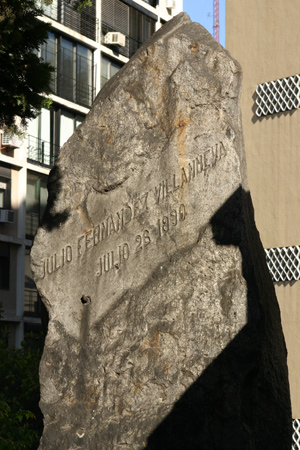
[{"left": 31, "top": 13, "right": 291, "bottom": 450}]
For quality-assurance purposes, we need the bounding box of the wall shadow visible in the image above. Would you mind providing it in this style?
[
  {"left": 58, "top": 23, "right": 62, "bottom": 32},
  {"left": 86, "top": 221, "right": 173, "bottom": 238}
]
[
  {"left": 251, "top": 90, "right": 297, "bottom": 124},
  {"left": 144, "top": 187, "right": 291, "bottom": 450}
]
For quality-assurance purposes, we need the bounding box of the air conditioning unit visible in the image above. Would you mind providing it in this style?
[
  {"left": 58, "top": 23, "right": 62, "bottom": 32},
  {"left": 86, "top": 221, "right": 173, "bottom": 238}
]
[
  {"left": 1, "top": 133, "right": 22, "bottom": 149},
  {"left": 166, "top": 0, "right": 176, "bottom": 8},
  {"left": 0, "top": 209, "right": 15, "bottom": 223},
  {"left": 104, "top": 32, "right": 126, "bottom": 47}
]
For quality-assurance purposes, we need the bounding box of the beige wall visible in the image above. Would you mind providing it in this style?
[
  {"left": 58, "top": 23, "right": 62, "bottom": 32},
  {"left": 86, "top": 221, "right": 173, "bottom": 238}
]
[
  {"left": 277, "top": 284, "right": 300, "bottom": 418},
  {"left": 226, "top": 0, "right": 300, "bottom": 248},
  {"left": 226, "top": 0, "right": 300, "bottom": 418}
]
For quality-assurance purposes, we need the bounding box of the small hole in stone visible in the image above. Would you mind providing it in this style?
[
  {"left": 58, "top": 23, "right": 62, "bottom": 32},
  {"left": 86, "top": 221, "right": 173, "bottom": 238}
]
[{"left": 81, "top": 295, "right": 91, "bottom": 304}]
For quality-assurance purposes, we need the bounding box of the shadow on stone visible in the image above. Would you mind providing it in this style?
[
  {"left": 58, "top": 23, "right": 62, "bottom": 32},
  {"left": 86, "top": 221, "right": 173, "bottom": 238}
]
[
  {"left": 145, "top": 188, "right": 291, "bottom": 450},
  {"left": 40, "top": 164, "right": 70, "bottom": 232}
]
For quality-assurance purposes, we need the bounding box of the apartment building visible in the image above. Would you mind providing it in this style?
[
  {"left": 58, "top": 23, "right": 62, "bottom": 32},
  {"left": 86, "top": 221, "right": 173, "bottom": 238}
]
[
  {"left": 226, "top": 0, "right": 300, "bottom": 445},
  {"left": 0, "top": 0, "right": 183, "bottom": 347}
]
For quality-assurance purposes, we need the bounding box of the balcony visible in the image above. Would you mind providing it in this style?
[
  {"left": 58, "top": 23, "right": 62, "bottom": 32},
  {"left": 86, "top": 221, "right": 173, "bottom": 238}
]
[
  {"left": 41, "top": 43, "right": 95, "bottom": 108},
  {"left": 56, "top": 71, "right": 95, "bottom": 108},
  {"left": 27, "top": 135, "right": 59, "bottom": 168},
  {"left": 41, "top": 0, "right": 98, "bottom": 42}
]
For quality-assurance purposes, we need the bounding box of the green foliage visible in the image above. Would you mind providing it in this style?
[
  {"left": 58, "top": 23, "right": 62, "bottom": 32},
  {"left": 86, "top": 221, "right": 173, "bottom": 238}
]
[
  {"left": 43, "top": 0, "right": 92, "bottom": 13},
  {"left": 0, "top": 401, "right": 38, "bottom": 450},
  {"left": 0, "top": 305, "right": 44, "bottom": 449},
  {"left": 0, "top": 0, "right": 54, "bottom": 131}
]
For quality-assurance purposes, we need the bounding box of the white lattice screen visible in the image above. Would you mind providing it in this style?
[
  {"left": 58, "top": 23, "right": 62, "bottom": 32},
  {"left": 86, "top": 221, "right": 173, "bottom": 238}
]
[
  {"left": 293, "top": 419, "right": 300, "bottom": 449},
  {"left": 265, "top": 246, "right": 300, "bottom": 282},
  {"left": 256, "top": 74, "right": 300, "bottom": 117}
]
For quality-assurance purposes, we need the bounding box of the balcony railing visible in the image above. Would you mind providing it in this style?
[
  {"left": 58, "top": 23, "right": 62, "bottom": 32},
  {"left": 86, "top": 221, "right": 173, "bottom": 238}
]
[
  {"left": 27, "top": 135, "right": 59, "bottom": 168},
  {"left": 41, "top": 0, "right": 98, "bottom": 42},
  {"left": 40, "top": 44, "right": 95, "bottom": 108},
  {"left": 56, "top": 72, "right": 95, "bottom": 108}
]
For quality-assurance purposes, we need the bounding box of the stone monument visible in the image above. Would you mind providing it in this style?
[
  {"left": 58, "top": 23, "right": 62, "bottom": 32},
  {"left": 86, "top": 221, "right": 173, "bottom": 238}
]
[{"left": 31, "top": 13, "right": 291, "bottom": 450}]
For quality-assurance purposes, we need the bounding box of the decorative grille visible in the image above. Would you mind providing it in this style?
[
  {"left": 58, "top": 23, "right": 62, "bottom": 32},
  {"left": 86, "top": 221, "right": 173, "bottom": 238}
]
[
  {"left": 255, "top": 74, "right": 300, "bottom": 117},
  {"left": 265, "top": 246, "right": 300, "bottom": 282},
  {"left": 293, "top": 419, "right": 300, "bottom": 450}
]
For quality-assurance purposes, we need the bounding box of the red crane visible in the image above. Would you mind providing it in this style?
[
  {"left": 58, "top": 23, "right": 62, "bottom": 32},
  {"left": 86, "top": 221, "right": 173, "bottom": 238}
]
[{"left": 213, "top": 0, "right": 220, "bottom": 42}]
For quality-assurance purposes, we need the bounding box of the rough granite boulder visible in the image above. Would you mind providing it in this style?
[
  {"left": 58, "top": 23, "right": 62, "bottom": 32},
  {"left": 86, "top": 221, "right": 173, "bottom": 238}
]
[{"left": 31, "top": 12, "right": 291, "bottom": 450}]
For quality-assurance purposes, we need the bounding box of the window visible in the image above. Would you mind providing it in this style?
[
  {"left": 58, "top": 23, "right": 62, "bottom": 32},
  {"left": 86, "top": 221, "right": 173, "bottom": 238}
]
[
  {"left": 41, "top": 32, "right": 56, "bottom": 91},
  {"left": 27, "top": 107, "right": 85, "bottom": 166},
  {"left": 41, "top": 34, "right": 94, "bottom": 108},
  {"left": 58, "top": 38, "right": 74, "bottom": 102},
  {"left": 59, "top": 109, "right": 84, "bottom": 147},
  {"left": 101, "top": 55, "right": 123, "bottom": 89},
  {"left": 0, "top": 242, "right": 10, "bottom": 290},
  {"left": 26, "top": 172, "right": 48, "bottom": 238},
  {"left": 77, "top": 44, "right": 93, "bottom": 106},
  {"left": 24, "top": 247, "right": 41, "bottom": 316},
  {"left": 142, "top": 0, "right": 157, "bottom": 5},
  {"left": 27, "top": 108, "right": 55, "bottom": 167},
  {"left": 102, "top": 0, "right": 156, "bottom": 58},
  {"left": 0, "top": 166, "right": 11, "bottom": 210},
  {"left": 40, "top": 0, "right": 97, "bottom": 42},
  {"left": 129, "top": 7, "right": 155, "bottom": 56}
]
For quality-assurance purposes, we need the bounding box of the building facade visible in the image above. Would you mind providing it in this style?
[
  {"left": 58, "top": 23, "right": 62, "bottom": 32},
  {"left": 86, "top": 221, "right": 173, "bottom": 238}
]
[
  {"left": 0, "top": 0, "right": 183, "bottom": 347},
  {"left": 226, "top": 0, "right": 300, "bottom": 443}
]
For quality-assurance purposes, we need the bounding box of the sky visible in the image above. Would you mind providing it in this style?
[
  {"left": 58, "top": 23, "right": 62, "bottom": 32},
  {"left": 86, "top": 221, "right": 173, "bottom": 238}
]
[{"left": 182, "top": 0, "right": 225, "bottom": 47}]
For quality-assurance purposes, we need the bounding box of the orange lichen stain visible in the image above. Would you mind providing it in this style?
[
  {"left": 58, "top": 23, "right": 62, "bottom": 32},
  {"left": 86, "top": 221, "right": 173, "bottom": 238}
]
[
  {"left": 163, "top": 364, "right": 170, "bottom": 375},
  {"left": 189, "top": 41, "right": 200, "bottom": 53},
  {"left": 176, "top": 117, "right": 190, "bottom": 166},
  {"left": 65, "top": 393, "right": 77, "bottom": 406},
  {"left": 115, "top": 398, "right": 125, "bottom": 416},
  {"left": 142, "top": 328, "right": 160, "bottom": 354},
  {"left": 138, "top": 329, "right": 161, "bottom": 366},
  {"left": 81, "top": 386, "right": 100, "bottom": 408},
  {"left": 76, "top": 205, "right": 93, "bottom": 228},
  {"left": 133, "top": 377, "right": 144, "bottom": 396}
]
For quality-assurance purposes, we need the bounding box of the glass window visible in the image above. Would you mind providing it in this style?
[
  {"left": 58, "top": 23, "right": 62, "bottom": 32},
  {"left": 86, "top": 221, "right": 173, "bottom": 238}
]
[
  {"left": 59, "top": 109, "right": 85, "bottom": 147},
  {"left": 60, "top": 110, "right": 75, "bottom": 147},
  {"left": 40, "top": 33, "right": 94, "bottom": 107},
  {"left": 24, "top": 247, "right": 41, "bottom": 316},
  {"left": 0, "top": 167, "right": 11, "bottom": 210},
  {"left": 27, "top": 108, "right": 54, "bottom": 167},
  {"left": 0, "top": 242, "right": 10, "bottom": 290},
  {"left": 26, "top": 172, "right": 48, "bottom": 238},
  {"left": 59, "top": 38, "right": 75, "bottom": 102},
  {"left": 75, "top": 115, "right": 84, "bottom": 128},
  {"left": 101, "top": 54, "right": 123, "bottom": 89},
  {"left": 41, "top": 32, "right": 56, "bottom": 90},
  {"left": 142, "top": 0, "right": 157, "bottom": 5},
  {"left": 129, "top": 8, "right": 155, "bottom": 57},
  {"left": 76, "top": 44, "right": 92, "bottom": 107},
  {"left": 40, "top": 0, "right": 58, "bottom": 21}
]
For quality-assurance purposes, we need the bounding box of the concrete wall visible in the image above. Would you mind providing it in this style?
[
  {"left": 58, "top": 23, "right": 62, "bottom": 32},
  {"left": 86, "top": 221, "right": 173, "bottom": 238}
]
[{"left": 226, "top": 0, "right": 300, "bottom": 418}]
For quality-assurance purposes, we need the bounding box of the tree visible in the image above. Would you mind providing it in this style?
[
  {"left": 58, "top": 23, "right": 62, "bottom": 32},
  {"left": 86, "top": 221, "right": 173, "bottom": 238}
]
[
  {"left": 0, "top": 0, "right": 54, "bottom": 132},
  {"left": 0, "top": 304, "right": 44, "bottom": 449}
]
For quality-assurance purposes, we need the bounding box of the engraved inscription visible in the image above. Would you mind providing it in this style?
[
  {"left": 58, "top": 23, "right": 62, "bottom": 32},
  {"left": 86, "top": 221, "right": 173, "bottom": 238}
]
[
  {"left": 96, "top": 242, "right": 130, "bottom": 277},
  {"left": 157, "top": 204, "right": 186, "bottom": 237},
  {"left": 39, "top": 245, "right": 72, "bottom": 279},
  {"left": 154, "top": 141, "right": 226, "bottom": 204},
  {"left": 77, "top": 192, "right": 149, "bottom": 258},
  {"left": 38, "top": 140, "right": 227, "bottom": 279}
]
